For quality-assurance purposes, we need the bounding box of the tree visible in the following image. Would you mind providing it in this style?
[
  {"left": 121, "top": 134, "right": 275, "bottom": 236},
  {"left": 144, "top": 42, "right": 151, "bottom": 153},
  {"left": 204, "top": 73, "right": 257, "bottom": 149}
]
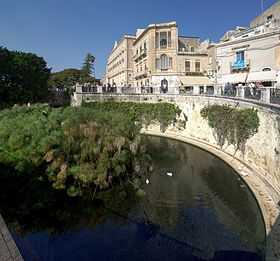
[
  {"left": 48, "top": 68, "right": 94, "bottom": 106},
  {"left": 48, "top": 68, "right": 96, "bottom": 106},
  {"left": 49, "top": 69, "right": 83, "bottom": 92},
  {"left": 0, "top": 47, "right": 13, "bottom": 108},
  {"left": 81, "top": 53, "right": 95, "bottom": 78},
  {"left": 0, "top": 47, "right": 51, "bottom": 108}
]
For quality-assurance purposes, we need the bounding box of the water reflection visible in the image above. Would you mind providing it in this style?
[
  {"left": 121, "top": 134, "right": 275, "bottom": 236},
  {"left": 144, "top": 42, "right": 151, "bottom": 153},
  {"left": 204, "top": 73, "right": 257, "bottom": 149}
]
[{"left": 0, "top": 136, "right": 265, "bottom": 260}]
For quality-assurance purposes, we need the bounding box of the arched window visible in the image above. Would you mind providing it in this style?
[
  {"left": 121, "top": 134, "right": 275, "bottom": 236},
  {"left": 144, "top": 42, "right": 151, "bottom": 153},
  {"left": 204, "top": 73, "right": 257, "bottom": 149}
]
[{"left": 160, "top": 54, "right": 168, "bottom": 70}]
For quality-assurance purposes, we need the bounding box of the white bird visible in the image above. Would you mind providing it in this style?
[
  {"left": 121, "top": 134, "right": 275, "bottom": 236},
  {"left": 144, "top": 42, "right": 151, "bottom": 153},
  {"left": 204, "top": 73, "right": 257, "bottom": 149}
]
[
  {"left": 146, "top": 179, "right": 150, "bottom": 184},
  {"left": 166, "top": 172, "right": 173, "bottom": 177}
]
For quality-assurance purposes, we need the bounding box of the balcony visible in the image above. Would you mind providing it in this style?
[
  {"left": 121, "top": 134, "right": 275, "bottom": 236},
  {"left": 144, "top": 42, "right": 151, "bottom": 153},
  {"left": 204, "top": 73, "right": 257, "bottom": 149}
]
[
  {"left": 178, "top": 48, "right": 207, "bottom": 56},
  {"left": 230, "top": 60, "right": 250, "bottom": 73},
  {"left": 134, "top": 68, "right": 148, "bottom": 80},
  {"left": 185, "top": 71, "right": 205, "bottom": 76},
  {"left": 134, "top": 48, "right": 147, "bottom": 63}
]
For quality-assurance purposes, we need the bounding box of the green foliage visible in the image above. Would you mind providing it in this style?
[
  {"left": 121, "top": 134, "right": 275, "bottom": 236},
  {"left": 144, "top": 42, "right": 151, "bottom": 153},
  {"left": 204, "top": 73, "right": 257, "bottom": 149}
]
[
  {"left": 201, "top": 104, "right": 260, "bottom": 152},
  {"left": 48, "top": 68, "right": 96, "bottom": 93},
  {"left": 48, "top": 69, "right": 82, "bottom": 94},
  {"left": 48, "top": 68, "right": 96, "bottom": 107},
  {"left": 0, "top": 102, "right": 180, "bottom": 198},
  {"left": 0, "top": 46, "right": 51, "bottom": 107},
  {"left": 83, "top": 101, "right": 182, "bottom": 132}
]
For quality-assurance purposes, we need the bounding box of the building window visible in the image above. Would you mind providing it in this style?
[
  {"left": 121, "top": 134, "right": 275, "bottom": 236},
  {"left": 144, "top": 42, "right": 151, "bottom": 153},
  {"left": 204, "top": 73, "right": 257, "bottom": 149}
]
[
  {"left": 156, "top": 55, "right": 172, "bottom": 70},
  {"left": 160, "top": 54, "right": 169, "bottom": 70},
  {"left": 185, "top": 60, "right": 191, "bottom": 72},
  {"left": 190, "top": 46, "right": 195, "bottom": 52},
  {"left": 195, "top": 61, "right": 200, "bottom": 72},
  {"left": 144, "top": 41, "right": 147, "bottom": 50},
  {"left": 233, "top": 51, "right": 245, "bottom": 69},
  {"left": 237, "top": 51, "right": 244, "bottom": 61},
  {"left": 160, "top": 32, "right": 167, "bottom": 49},
  {"left": 168, "top": 31, "right": 171, "bottom": 48}
]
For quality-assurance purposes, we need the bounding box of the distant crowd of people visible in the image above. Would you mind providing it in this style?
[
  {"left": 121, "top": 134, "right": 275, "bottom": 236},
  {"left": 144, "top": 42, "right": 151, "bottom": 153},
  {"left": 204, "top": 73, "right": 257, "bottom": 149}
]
[{"left": 223, "top": 82, "right": 264, "bottom": 98}]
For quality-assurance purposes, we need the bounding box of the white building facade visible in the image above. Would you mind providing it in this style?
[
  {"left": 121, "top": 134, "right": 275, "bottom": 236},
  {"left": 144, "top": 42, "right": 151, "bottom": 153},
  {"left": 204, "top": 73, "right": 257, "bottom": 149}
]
[
  {"left": 216, "top": 3, "right": 280, "bottom": 88},
  {"left": 105, "top": 35, "right": 135, "bottom": 87}
]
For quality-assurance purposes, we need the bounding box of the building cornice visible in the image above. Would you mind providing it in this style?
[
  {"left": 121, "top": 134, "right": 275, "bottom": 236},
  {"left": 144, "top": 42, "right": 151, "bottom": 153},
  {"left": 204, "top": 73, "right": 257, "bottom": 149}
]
[{"left": 178, "top": 52, "right": 208, "bottom": 57}]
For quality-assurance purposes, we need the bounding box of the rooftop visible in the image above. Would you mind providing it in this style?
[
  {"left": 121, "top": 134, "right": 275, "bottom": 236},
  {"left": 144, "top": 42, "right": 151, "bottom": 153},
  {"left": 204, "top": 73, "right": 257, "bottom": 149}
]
[{"left": 218, "top": 19, "right": 280, "bottom": 46}]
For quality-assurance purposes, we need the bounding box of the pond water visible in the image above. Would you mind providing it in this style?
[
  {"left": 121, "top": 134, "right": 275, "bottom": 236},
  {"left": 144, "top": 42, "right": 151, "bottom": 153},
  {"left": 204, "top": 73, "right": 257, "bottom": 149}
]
[{"left": 0, "top": 136, "right": 266, "bottom": 261}]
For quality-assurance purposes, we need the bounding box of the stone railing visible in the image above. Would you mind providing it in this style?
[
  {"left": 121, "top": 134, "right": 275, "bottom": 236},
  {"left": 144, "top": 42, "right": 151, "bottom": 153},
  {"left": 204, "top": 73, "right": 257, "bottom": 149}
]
[{"left": 73, "top": 84, "right": 280, "bottom": 108}]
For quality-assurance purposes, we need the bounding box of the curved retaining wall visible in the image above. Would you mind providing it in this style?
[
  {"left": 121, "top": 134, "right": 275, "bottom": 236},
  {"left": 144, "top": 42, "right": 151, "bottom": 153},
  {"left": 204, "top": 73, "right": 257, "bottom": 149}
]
[{"left": 78, "top": 94, "right": 280, "bottom": 260}]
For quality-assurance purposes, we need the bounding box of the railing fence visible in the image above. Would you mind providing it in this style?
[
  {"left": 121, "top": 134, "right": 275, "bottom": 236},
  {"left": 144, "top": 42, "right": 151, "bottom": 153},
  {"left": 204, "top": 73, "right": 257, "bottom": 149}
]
[{"left": 74, "top": 84, "right": 280, "bottom": 107}]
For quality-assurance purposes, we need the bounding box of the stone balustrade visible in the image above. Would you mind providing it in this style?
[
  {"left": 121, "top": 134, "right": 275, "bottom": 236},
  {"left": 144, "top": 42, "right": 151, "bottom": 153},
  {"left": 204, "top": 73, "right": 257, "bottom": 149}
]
[{"left": 72, "top": 83, "right": 280, "bottom": 108}]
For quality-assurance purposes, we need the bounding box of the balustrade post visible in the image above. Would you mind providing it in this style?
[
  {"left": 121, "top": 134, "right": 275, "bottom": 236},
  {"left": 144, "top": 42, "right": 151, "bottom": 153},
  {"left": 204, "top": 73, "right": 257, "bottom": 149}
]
[
  {"left": 193, "top": 85, "right": 200, "bottom": 95},
  {"left": 153, "top": 87, "right": 160, "bottom": 95},
  {"left": 75, "top": 84, "right": 83, "bottom": 93},
  {"left": 237, "top": 86, "right": 245, "bottom": 99},
  {"left": 97, "top": 86, "right": 103, "bottom": 93},
  {"left": 173, "top": 86, "right": 180, "bottom": 95},
  {"left": 214, "top": 85, "right": 222, "bottom": 96},
  {"left": 203, "top": 85, "right": 207, "bottom": 94},
  {"left": 116, "top": 86, "right": 122, "bottom": 94},
  {"left": 260, "top": 87, "right": 271, "bottom": 103},
  {"left": 135, "top": 86, "right": 141, "bottom": 94}
]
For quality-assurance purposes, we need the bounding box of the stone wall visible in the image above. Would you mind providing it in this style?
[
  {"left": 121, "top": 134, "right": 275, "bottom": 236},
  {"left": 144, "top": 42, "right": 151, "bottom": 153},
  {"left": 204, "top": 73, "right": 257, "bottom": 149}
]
[
  {"left": 174, "top": 96, "right": 280, "bottom": 201},
  {"left": 77, "top": 94, "right": 280, "bottom": 201}
]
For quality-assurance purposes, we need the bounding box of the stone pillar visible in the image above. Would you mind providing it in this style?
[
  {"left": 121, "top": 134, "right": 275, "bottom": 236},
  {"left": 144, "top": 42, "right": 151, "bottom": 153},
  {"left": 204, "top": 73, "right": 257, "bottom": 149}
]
[
  {"left": 75, "top": 84, "right": 83, "bottom": 93},
  {"left": 237, "top": 86, "right": 245, "bottom": 99},
  {"left": 172, "top": 86, "right": 180, "bottom": 95},
  {"left": 153, "top": 87, "right": 160, "bottom": 95},
  {"left": 71, "top": 92, "right": 83, "bottom": 107},
  {"left": 260, "top": 87, "right": 271, "bottom": 103},
  {"left": 214, "top": 85, "right": 222, "bottom": 96},
  {"left": 97, "top": 86, "right": 103, "bottom": 93},
  {"left": 117, "top": 86, "right": 122, "bottom": 94},
  {"left": 135, "top": 87, "right": 142, "bottom": 94},
  {"left": 193, "top": 85, "right": 200, "bottom": 95}
]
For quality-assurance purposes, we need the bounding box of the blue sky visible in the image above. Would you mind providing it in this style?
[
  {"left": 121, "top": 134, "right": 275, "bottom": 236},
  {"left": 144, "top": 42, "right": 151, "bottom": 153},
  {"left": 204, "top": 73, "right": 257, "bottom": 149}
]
[{"left": 1, "top": 0, "right": 277, "bottom": 78}]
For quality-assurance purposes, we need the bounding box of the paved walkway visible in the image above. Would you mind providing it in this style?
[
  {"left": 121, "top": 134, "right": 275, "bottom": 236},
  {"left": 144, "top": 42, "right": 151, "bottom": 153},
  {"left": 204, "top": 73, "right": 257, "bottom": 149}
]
[{"left": 0, "top": 214, "right": 23, "bottom": 261}]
